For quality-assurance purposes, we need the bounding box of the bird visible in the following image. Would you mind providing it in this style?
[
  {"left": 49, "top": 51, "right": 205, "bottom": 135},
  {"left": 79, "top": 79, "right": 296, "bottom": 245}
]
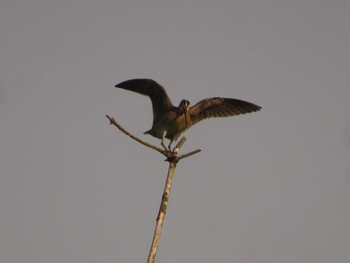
[{"left": 115, "top": 78, "right": 261, "bottom": 150}]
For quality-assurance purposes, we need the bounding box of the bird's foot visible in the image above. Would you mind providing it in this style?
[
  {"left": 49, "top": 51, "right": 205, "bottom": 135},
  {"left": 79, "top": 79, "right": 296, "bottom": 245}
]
[
  {"left": 161, "top": 140, "right": 169, "bottom": 152},
  {"left": 167, "top": 141, "right": 174, "bottom": 152}
]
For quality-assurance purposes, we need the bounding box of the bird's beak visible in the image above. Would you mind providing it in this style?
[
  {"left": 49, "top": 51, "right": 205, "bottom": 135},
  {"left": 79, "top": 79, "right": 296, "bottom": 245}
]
[{"left": 181, "top": 100, "right": 189, "bottom": 113}]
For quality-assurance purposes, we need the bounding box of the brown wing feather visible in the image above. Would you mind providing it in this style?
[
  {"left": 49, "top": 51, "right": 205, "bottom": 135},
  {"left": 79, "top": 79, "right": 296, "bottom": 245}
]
[
  {"left": 188, "top": 97, "right": 261, "bottom": 127},
  {"left": 115, "top": 79, "right": 173, "bottom": 123}
]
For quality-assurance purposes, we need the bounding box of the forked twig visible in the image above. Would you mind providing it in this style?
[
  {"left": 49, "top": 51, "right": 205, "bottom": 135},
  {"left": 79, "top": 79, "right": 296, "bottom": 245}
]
[{"left": 106, "top": 115, "right": 201, "bottom": 263}]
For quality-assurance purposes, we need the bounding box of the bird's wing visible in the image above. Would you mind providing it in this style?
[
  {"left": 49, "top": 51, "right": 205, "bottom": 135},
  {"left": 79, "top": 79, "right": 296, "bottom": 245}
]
[
  {"left": 115, "top": 79, "right": 174, "bottom": 123},
  {"left": 188, "top": 97, "right": 261, "bottom": 127}
]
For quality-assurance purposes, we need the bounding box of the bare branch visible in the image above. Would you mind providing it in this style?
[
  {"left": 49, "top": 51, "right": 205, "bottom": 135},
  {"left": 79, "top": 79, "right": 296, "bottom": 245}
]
[
  {"left": 106, "top": 115, "right": 167, "bottom": 154},
  {"left": 178, "top": 149, "right": 202, "bottom": 160},
  {"left": 106, "top": 115, "right": 201, "bottom": 161},
  {"left": 106, "top": 114, "right": 202, "bottom": 263},
  {"left": 147, "top": 161, "right": 177, "bottom": 263},
  {"left": 173, "top": 137, "right": 186, "bottom": 153}
]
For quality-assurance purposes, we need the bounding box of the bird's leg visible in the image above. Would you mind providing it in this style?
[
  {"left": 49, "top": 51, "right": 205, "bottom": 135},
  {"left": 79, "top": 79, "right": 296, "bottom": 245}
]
[
  {"left": 161, "top": 131, "right": 168, "bottom": 151},
  {"left": 161, "top": 139, "right": 167, "bottom": 151},
  {"left": 167, "top": 140, "right": 173, "bottom": 152}
]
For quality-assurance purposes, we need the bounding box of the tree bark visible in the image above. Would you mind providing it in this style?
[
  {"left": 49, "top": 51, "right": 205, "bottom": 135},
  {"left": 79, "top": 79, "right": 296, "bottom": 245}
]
[{"left": 147, "top": 160, "right": 177, "bottom": 263}]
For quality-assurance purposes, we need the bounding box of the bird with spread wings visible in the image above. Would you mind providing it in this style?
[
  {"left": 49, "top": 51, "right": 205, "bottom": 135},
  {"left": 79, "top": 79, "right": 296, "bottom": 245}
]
[{"left": 115, "top": 79, "right": 261, "bottom": 150}]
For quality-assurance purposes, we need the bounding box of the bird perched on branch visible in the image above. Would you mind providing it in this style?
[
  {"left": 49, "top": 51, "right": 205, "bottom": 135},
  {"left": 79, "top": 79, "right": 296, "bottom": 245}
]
[{"left": 115, "top": 79, "right": 261, "bottom": 150}]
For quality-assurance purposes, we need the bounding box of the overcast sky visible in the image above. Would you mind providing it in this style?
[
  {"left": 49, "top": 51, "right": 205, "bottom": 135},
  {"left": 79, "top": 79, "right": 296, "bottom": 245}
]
[{"left": 1, "top": 0, "right": 350, "bottom": 262}]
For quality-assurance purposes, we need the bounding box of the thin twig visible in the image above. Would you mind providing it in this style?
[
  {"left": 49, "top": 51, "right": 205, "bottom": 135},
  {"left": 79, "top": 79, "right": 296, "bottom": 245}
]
[
  {"left": 106, "top": 115, "right": 167, "bottom": 154},
  {"left": 178, "top": 149, "right": 202, "bottom": 160},
  {"left": 173, "top": 137, "right": 186, "bottom": 153}
]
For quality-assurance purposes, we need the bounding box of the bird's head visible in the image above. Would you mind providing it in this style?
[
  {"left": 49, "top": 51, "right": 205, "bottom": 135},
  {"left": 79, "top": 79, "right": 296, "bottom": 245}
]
[{"left": 179, "top": 99, "right": 190, "bottom": 113}]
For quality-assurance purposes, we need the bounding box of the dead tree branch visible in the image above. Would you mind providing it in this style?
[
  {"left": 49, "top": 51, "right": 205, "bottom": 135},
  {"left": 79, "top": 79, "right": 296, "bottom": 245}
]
[
  {"left": 147, "top": 160, "right": 177, "bottom": 263},
  {"left": 106, "top": 115, "right": 201, "bottom": 263}
]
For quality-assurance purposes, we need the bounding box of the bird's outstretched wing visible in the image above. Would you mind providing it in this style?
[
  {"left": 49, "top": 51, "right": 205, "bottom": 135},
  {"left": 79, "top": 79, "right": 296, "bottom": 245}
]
[
  {"left": 115, "top": 79, "right": 174, "bottom": 123},
  {"left": 188, "top": 97, "right": 261, "bottom": 127}
]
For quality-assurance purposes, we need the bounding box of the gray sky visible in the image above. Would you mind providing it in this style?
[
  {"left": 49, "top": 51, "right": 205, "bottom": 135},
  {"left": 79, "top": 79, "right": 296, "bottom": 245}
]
[{"left": 1, "top": 0, "right": 350, "bottom": 262}]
